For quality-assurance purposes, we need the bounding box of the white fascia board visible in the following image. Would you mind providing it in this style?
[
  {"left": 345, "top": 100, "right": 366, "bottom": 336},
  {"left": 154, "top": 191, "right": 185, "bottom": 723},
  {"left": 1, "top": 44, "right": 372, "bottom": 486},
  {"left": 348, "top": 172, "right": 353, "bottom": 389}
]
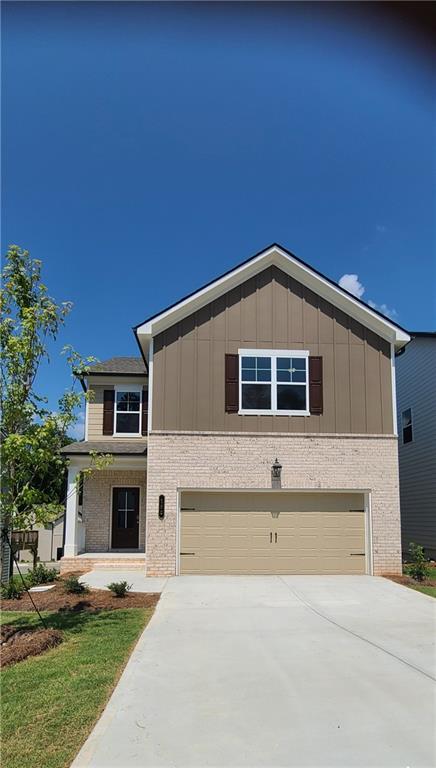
[
  {"left": 136, "top": 248, "right": 276, "bottom": 342},
  {"left": 86, "top": 375, "right": 147, "bottom": 388},
  {"left": 135, "top": 246, "right": 410, "bottom": 348}
]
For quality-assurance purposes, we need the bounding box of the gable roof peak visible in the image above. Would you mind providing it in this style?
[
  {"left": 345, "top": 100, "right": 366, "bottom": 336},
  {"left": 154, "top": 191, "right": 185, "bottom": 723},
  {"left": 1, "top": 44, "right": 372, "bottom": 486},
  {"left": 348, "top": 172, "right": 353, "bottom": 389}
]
[{"left": 134, "top": 243, "right": 410, "bottom": 350}]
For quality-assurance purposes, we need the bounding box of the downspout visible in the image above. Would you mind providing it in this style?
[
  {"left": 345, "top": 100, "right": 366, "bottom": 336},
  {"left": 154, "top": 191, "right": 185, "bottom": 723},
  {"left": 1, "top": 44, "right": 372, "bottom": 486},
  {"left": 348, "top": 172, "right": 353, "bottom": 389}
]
[{"left": 61, "top": 513, "right": 66, "bottom": 558}]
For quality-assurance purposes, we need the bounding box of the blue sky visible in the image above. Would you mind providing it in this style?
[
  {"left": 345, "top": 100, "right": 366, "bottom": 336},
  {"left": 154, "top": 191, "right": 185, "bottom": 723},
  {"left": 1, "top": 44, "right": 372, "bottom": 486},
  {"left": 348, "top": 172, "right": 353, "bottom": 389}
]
[{"left": 2, "top": 2, "right": 435, "bottom": 437}]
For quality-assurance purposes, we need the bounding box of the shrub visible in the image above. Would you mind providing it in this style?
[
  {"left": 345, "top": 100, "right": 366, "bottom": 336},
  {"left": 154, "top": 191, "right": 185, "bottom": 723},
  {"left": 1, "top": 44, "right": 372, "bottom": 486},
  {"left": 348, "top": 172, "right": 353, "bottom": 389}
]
[
  {"left": 62, "top": 575, "right": 90, "bottom": 594},
  {"left": 107, "top": 580, "right": 132, "bottom": 598},
  {"left": 1, "top": 576, "right": 26, "bottom": 600},
  {"left": 407, "top": 542, "right": 430, "bottom": 582},
  {"left": 27, "top": 563, "right": 58, "bottom": 586}
]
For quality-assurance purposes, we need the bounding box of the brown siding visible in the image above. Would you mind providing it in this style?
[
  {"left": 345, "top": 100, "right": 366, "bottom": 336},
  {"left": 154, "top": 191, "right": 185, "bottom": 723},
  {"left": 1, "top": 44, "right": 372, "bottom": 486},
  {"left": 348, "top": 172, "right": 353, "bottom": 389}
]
[
  {"left": 87, "top": 385, "right": 107, "bottom": 440},
  {"left": 152, "top": 266, "right": 393, "bottom": 434}
]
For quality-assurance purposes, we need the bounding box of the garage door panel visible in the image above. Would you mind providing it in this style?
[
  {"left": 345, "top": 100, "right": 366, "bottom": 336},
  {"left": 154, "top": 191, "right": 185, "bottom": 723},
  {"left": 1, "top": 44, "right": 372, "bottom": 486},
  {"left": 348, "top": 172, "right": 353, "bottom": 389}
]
[{"left": 180, "top": 496, "right": 366, "bottom": 575}]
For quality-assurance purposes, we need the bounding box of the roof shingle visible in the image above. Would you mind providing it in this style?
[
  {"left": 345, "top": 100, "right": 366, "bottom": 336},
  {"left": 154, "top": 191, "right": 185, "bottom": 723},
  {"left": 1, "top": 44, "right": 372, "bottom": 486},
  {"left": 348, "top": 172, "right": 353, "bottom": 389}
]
[
  {"left": 85, "top": 357, "right": 147, "bottom": 375},
  {"left": 60, "top": 440, "right": 147, "bottom": 455}
]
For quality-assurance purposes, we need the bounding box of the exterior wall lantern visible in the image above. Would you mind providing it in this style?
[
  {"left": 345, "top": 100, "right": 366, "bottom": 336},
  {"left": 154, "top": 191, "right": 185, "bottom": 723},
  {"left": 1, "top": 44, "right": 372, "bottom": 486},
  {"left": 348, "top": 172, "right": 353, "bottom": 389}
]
[
  {"left": 158, "top": 495, "right": 165, "bottom": 519},
  {"left": 271, "top": 458, "right": 282, "bottom": 489}
]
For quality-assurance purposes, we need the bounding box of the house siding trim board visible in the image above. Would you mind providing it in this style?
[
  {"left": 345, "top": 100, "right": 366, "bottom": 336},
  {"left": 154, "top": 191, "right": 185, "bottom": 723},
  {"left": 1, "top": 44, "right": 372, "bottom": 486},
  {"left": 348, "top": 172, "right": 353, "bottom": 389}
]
[{"left": 145, "top": 432, "right": 401, "bottom": 577}]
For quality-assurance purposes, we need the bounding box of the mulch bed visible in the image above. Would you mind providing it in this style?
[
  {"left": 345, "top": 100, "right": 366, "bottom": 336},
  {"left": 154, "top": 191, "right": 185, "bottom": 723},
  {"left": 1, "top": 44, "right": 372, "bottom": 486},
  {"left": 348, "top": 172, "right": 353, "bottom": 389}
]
[
  {"left": 2, "top": 581, "right": 160, "bottom": 613},
  {"left": 1, "top": 625, "right": 63, "bottom": 668},
  {"left": 384, "top": 574, "right": 436, "bottom": 588}
]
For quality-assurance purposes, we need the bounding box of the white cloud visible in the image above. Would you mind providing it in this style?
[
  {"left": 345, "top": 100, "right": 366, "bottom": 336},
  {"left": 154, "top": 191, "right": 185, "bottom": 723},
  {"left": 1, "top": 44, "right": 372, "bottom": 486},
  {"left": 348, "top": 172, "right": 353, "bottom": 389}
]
[
  {"left": 338, "top": 273, "right": 398, "bottom": 320},
  {"left": 368, "top": 300, "right": 398, "bottom": 320},
  {"left": 70, "top": 411, "right": 85, "bottom": 441},
  {"left": 338, "top": 274, "right": 365, "bottom": 299}
]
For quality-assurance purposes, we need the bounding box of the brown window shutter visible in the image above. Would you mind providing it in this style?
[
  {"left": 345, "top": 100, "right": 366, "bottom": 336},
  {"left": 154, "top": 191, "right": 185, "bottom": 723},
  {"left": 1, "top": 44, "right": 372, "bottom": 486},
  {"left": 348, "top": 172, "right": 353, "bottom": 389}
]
[
  {"left": 225, "top": 354, "right": 239, "bottom": 413},
  {"left": 141, "top": 389, "right": 148, "bottom": 435},
  {"left": 309, "top": 356, "right": 323, "bottom": 415},
  {"left": 103, "top": 389, "right": 115, "bottom": 435}
]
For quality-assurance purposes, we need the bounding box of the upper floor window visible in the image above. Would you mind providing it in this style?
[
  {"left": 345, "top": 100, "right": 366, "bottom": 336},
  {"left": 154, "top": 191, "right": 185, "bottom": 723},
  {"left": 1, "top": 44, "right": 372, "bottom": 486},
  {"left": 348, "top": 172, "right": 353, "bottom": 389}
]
[
  {"left": 402, "top": 408, "right": 413, "bottom": 444},
  {"left": 239, "top": 349, "right": 309, "bottom": 416},
  {"left": 114, "top": 386, "right": 142, "bottom": 435}
]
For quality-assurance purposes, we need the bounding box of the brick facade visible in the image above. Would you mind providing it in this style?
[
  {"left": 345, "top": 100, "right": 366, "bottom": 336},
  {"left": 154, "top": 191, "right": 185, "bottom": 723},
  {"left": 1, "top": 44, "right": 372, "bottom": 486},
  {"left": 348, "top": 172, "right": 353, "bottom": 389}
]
[
  {"left": 82, "top": 469, "right": 147, "bottom": 552},
  {"left": 145, "top": 431, "right": 402, "bottom": 577}
]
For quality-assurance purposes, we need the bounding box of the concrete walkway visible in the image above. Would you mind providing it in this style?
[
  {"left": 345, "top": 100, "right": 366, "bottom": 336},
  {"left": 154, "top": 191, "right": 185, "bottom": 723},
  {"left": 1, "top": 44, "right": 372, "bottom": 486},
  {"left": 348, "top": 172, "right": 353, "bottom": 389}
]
[
  {"left": 79, "top": 569, "right": 167, "bottom": 593},
  {"left": 73, "top": 576, "right": 436, "bottom": 768}
]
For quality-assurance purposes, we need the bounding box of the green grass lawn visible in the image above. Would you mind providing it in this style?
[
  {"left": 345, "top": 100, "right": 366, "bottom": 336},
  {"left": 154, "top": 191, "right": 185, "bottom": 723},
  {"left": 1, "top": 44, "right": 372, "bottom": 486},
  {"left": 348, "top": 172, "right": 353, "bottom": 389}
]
[
  {"left": 1, "top": 607, "right": 154, "bottom": 768},
  {"left": 411, "top": 585, "right": 436, "bottom": 598},
  {"left": 404, "top": 565, "right": 436, "bottom": 599}
]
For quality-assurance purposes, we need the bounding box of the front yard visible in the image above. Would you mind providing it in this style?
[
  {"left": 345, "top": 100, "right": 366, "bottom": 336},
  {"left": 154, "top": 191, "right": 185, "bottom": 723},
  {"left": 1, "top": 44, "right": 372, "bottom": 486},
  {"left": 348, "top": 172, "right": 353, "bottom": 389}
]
[
  {"left": 1, "top": 605, "right": 156, "bottom": 768},
  {"left": 387, "top": 565, "right": 436, "bottom": 598},
  {"left": 406, "top": 564, "right": 436, "bottom": 597}
]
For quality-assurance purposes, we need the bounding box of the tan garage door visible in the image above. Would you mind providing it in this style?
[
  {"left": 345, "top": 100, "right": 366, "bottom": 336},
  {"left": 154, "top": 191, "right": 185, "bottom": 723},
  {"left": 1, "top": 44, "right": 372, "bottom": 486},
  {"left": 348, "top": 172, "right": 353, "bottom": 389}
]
[{"left": 180, "top": 492, "right": 366, "bottom": 575}]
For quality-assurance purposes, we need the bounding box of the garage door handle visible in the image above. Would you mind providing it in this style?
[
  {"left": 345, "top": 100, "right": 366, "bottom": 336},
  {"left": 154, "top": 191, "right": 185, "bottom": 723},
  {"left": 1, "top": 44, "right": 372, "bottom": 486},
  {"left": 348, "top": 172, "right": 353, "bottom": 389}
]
[
  {"left": 270, "top": 532, "right": 272, "bottom": 543},
  {"left": 275, "top": 532, "right": 278, "bottom": 543},
  {"left": 350, "top": 553, "right": 365, "bottom": 556},
  {"left": 180, "top": 552, "right": 196, "bottom": 556}
]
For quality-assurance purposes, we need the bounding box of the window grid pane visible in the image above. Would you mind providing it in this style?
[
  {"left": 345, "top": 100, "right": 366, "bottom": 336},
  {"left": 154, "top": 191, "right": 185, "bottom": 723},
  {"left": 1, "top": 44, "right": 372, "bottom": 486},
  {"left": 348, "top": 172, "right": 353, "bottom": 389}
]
[
  {"left": 116, "top": 489, "right": 138, "bottom": 527},
  {"left": 116, "top": 391, "right": 140, "bottom": 413},
  {"left": 403, "top": 425, "right": 413, "bottom": 444},
  {"left": 241, "top": 356, "right": 271, "bottom": 382},
  {"left": 241, "top": 383, "right": 271, "bottom": 410},
  {"left": 277, "top": 357, "right": 307, "bottom": 383},
  {"left": 116, "top": 412, "right": 140, "bottom": 433},
  {"left": 276, "top": 384, "right": 307, "bottom": 411}
]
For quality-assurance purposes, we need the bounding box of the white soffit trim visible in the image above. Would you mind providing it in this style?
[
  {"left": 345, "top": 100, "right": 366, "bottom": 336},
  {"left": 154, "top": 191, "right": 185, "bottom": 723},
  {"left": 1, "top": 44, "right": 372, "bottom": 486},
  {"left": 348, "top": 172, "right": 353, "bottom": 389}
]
[{"left": 135, "top": 245, "right": 410, "bottom": 347}]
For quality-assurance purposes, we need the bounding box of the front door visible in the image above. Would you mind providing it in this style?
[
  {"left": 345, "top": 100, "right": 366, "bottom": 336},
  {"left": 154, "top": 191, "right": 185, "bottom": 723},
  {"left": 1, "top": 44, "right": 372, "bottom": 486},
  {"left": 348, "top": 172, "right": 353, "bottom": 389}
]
[{"left": 111, "top": 487, "right": 140, "bottom": 549}]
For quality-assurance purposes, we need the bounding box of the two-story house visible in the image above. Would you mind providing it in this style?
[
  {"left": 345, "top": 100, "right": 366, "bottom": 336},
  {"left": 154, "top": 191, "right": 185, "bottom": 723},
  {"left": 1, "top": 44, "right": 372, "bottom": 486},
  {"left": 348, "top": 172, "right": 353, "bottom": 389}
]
[
  {"left": 396, "top": 332, "right": 436, "bottom": 560},
  {"left": 61, "top": 244, "right": 410, "bottom": 576}
]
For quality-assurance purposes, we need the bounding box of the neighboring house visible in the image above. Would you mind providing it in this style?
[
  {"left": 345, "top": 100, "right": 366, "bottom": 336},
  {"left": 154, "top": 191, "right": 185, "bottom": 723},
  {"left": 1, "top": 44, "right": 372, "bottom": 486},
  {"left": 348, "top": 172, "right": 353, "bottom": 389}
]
[
  {"left": 18, "top": 516, "right": 64, "bottom": 563},
  {"left": 396, "top": 332, "right": 436, "bottom": 560},
  {"left": 61, "top": 243, "right": 410, "bottom": 576}
]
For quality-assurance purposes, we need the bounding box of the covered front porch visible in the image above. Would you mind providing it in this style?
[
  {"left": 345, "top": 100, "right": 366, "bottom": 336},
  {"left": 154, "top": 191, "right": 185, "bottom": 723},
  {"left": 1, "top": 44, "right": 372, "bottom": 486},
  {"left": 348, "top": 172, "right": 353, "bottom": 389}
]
[{"left": 60, "top": 441, "right": 147, "bottom": 573}]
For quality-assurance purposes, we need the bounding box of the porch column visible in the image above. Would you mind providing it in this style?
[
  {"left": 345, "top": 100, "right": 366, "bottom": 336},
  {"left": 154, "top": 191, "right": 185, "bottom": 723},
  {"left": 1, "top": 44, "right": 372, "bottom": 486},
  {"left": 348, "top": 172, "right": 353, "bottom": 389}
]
[{"left": 64, "top": 464, "right": 80, "bottom": 557}]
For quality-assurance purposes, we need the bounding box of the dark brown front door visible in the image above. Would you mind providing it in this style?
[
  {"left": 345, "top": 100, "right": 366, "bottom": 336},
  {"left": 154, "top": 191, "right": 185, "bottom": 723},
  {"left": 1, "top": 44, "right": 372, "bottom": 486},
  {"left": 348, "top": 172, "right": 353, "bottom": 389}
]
[{"left": 111, "top": 487, "right": 139, "bottom": 549}]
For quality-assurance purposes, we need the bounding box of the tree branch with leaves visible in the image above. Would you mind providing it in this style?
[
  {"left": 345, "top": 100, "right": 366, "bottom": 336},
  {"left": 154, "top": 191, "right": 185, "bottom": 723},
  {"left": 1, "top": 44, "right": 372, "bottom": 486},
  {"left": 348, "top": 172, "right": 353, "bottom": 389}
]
[{"left": 0, "top": 245, "right": 109, "bottom": 536}]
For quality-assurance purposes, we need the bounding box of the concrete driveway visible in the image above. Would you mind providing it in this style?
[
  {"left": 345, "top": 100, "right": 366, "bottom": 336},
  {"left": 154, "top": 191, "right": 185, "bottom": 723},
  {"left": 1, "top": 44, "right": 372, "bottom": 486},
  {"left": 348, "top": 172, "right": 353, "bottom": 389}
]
[{"left": 73, "top": 576, "right": 436, "bottom": 768}]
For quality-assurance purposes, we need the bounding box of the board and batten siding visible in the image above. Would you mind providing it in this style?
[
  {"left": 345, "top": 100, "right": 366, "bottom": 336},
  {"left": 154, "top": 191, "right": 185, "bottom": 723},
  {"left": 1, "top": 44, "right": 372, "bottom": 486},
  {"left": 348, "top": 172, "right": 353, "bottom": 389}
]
[
  {"left": 152, "top": 265, "right": 393, "bottom": 434},
  {"left": 396, "top": 337, "right": 436, "bottom": 558}
]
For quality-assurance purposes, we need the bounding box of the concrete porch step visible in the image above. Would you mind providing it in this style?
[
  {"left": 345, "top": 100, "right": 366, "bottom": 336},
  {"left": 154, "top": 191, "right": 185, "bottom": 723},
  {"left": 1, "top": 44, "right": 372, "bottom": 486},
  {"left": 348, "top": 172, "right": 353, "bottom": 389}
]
[{"left": 60, "top": 554, "right": 146, "bottom": 574}]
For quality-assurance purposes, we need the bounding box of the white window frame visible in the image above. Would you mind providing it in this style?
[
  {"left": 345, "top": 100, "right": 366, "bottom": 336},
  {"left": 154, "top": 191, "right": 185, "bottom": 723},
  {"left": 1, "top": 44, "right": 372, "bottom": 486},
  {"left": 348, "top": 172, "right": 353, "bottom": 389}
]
[
  {"left": 238, "top": 349, "right": 310, "bottom": 416},
  {"left": 114, "top": 384, "right": 142, "bottom": 437}
]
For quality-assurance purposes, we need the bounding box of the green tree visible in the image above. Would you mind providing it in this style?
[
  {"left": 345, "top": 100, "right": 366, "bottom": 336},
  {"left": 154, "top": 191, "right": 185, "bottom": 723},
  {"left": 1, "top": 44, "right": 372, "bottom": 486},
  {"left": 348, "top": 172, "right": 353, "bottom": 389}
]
[{"left": 0, "top": 245, "right": 102, "bottom": 538}]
